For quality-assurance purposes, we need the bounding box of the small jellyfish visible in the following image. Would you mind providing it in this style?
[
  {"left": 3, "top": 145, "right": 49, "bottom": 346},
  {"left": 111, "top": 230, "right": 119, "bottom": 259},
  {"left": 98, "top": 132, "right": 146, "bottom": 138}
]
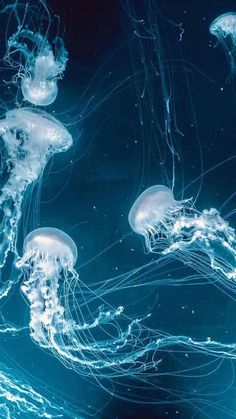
[
  {"left": 210, "top": 13, "right": 236, "bottom": 74},
  {"left": 128, "top": 185, "right": 188, "bottom": 252},
  {"left": 17, "top": 227, "right": 160, "bottom": 373},
  {"left": 0, "top": 108, "right": 72, "bottom": 270},
  {"left": 6, "top": 30, "right": 68, "bottom": 105}
]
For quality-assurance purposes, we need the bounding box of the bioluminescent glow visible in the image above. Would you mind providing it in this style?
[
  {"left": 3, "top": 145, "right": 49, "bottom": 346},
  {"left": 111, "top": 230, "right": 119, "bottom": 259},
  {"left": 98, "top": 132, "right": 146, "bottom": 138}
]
[
  {"left": 16, "top": 223, "right": 236, "bottom": 412},
  {"left": 17, "top": 227, "right": 165, "bottom": 376},
  {"left": 16, "top": 224, "right": 236, "bottom": 410},
  {"left": 210, "top": 13, "right": 236, "bottom": 42},
  {"left": 0, "top": 361, "right": 72, "bottom": 418},
  {"left": 0, "top": 108, "right": 72, "bottom": 297},
  {"left": 210, "top": 12, "right": 236, "bottom": 74},
  {"left": 0, "top": 0, "right": 235, "bottom": 417},
  {"left": 128, "top": 185, "right": 191, "bottom": 252},
  {"left": 129, "top": 184, "right": 236, "bottom": 292},
  {"left": 6, "top": 30, "right": 68, "bottom": 105}
]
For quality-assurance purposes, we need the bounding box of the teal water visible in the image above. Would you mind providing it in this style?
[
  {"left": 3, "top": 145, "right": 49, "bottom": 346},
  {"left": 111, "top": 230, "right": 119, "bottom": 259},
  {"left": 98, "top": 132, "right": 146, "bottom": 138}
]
[{"left": 1, "top": 1, "right": 236, "bottom": 418}]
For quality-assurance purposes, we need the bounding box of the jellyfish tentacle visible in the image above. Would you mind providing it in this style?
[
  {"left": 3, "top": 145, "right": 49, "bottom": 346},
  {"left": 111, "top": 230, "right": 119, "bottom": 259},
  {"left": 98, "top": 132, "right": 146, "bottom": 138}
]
[
  {"left": 17, "top": 228, "right": 164, "bottom": 375},
  {"left": 6, "top": 27, "right": 68, "bottom": 105},
  {"left": 53, "top": 36, "right": 68, "bottom": 76},
  {"left": 129, "top": 185, "right": 236, "bottom": 292},
  {"left": 0, "top": 109, "right": 72, "bottom": 293},
  {"left": 8, "top": 29, "right": 51, "bottom": 55}
]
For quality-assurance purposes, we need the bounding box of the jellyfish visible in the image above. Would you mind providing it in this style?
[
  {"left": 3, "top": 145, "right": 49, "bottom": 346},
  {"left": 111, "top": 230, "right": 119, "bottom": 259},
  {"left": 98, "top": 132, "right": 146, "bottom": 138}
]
[
  {"left": 17, "top": 226, "right": 166, "bottom": 376},
  {"left": 129, "top": 185, "right": 236, "bottom": 288},
  {"left": 6, "top": 30, "right": 68, "bottom": 105},
  {"left": 210, "top": 13, "right": 236, "bottom": 74},
  {"left": 128, "top": 185, "right": 192, "bottom": 252},
  {"left": 0, "top": 108, "right": 72, "bottom": 294},
  {"left": 17, "top": 227, "right": 77, "bottom": 348},
  {"left": 16, "top": 226, "right": 236, "bottom": 408}
]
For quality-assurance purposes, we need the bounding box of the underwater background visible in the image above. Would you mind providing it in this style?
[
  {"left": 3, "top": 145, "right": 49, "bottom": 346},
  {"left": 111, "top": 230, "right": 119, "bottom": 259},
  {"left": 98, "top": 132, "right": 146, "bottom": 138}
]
[{"left": 1, "top": 0, "right": 236, "bottom": 418}]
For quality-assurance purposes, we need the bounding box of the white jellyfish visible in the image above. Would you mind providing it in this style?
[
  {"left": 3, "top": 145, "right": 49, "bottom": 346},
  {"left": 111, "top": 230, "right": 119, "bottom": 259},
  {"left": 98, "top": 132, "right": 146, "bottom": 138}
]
[
  {"left": 6, "top": 30, "right": 68, "bottom": 105},
  {"left": 16, "top": 225, "right": 236, "bottom": 404},
  {"left": 0, "top": 108, "right": 72, "bottom": 273},
  {"left": 129, "top": 185, "right": 236, "bottom": 286},
  {"left": 17, "top": 227, "right": 77, "bottom": 347},
  {"left": 210, "top": 13, "right": 236, "bottom": 74},
  {"left": 128, "top": 185, "right": 191, "bottom": 252},
  {"left": 17, "top": 226, "right": 162, "bottom": 375}
]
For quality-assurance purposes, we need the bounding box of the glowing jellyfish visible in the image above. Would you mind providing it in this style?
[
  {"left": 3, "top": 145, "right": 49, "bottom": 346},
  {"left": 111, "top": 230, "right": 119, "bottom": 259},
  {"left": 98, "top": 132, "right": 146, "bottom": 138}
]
[
  {"left": 0, "top": 108, "right": 72, "bottom": 274},
  {"left": 210, "top": 13, "right": 236, "bottom": 74},
  {"left": 16, "top": 226, "right": 236, "bottom": 404},
  {"left": 18, "top": 227, "right": 77, "bottom": 347},
  {"left": 6, "top": 30, "right": 68, "bottom": 105},
  {"left": 129, "top": 185, "right": 236, "bottom": 288},
  {"left": 128, "top": 185, "right": 190, "bottom": 252},
  {"left": 17, "top": 226, "right": 162, "bottom": 375}
]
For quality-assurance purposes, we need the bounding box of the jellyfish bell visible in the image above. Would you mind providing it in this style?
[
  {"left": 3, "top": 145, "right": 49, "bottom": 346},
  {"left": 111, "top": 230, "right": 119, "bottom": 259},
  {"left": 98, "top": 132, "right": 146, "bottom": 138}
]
[
  {"left": 129, "top": 185, "right": 189, "bottom": 252},
  {"left": 21, "top": 52, "right": 60, "bottom": 106},
  {"left": 21, "top": 78, "right": 58, "bottom": 107},
  {"left": 210, "top": 13, "right": 236, "bottom": 42},
  {"left": 19, "top": 227, "right": 78, "bottom": 272},
  {"left": 2, "top": 107, "right": 72, "bottom": 155},
  {"left": 129, "top": 185, "right": 176, "bottom": 234},
  {"left": 210, "top": 13, "right": 236, "bottom": 75},
  {"left": 0, "top": 107, "right": 72, "bottom": 183}
]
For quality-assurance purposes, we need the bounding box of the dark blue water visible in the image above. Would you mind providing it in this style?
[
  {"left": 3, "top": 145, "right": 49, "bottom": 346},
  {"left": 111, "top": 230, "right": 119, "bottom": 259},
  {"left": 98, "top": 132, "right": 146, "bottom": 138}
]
[{"left": 1, "top": 0, "right": 236, "bottom": 418}]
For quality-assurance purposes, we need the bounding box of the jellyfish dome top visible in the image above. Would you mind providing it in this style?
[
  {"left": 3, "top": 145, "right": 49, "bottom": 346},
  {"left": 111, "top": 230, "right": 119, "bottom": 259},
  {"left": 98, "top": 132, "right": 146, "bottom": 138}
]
[
  {"left": 0, "top": 107, "right": 72, "bottom": 184},
  {"left": 210, "top": 12, "right": 236, "bottom": 42},
  {"left": 128, "top": 185, "right": 187, "bottom": 251},
  {"left": 210, "top": 13, "right": 236, "bottom": 74},
  {"left": 7, "top": 30, "right": 68, "bottom": 106},
  {"left": 21, "top": 227, "right": 78, "bottom": 271},
  {"left": 129, "top": 185, "right": 176, "bottom": 234},
  {"left": 3, "top": 107, "right": 72, "bottom": 154}
]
